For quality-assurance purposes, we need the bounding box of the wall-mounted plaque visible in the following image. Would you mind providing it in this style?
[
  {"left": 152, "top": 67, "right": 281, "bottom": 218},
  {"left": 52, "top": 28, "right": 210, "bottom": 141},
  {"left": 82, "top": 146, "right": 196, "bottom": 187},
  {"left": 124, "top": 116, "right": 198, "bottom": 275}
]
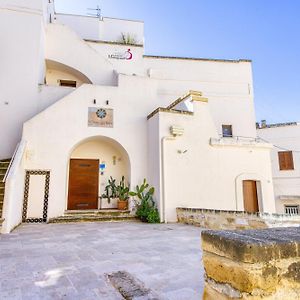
[{"left": 88, "top": 107, "right": 113, "bottom": 128}]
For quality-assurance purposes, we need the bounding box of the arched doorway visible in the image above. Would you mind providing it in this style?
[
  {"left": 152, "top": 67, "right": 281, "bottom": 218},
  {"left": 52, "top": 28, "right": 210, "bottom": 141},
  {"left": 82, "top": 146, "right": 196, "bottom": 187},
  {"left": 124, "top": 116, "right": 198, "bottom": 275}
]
[{"left": 67, "top": 136, "right": 130, "bottom": 210}]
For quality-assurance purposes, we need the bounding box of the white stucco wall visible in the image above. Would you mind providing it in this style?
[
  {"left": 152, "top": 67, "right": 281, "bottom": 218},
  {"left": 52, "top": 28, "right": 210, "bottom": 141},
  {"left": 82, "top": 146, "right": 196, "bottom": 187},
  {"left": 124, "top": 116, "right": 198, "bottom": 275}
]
[
  {"left": 55, "top": 14, "right": 144, "bottom": 44},
  {"left": 45, "top": 23, "right": 116, "bottom": 86},
  {"left": 100, "top": 17, "right": 144, "bottom": 44},
  {"left": 145, "top": 57, "right": 256, "bottom": 139},
  {"left": 0, "top": 4, "right": 255, "bottom": 160},
  {"left": 0, "top": 2, "right": 47, "bottom": 159},
  {"left": 149, "top": 98, "right": 275, "bottom": 222},
  {"left": 1, "top": 3, "right": 275, "bottom": 231},
  {"left": 54, "top": 14, "right": 100, "bottom": 41},
  {"left": 257, "top": 124, "right": 300, "bottom": 213},
  {"left": 21, "top": 78, "right": 158, "bottom": 219}
]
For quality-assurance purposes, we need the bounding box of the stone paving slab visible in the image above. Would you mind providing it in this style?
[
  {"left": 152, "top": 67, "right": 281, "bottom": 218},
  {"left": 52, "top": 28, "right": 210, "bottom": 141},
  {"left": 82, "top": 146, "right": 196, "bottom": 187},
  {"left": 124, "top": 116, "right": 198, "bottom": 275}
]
[{"left": 0, "top": 222, "right": 204, "bottom": 299}]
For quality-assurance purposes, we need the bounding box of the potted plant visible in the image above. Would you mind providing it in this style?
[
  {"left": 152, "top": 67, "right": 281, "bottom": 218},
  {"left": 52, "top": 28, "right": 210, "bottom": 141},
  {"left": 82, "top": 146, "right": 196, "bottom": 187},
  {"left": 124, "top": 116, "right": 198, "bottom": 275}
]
[
  {"left": 117, "top": 176, "right": 130, "bottom": 210},
  {"left": 129, "top": 179, "right": 160, "bottom": 223},
  {"left": 101, "top": 177, "right": 118, "bottom": 209}
]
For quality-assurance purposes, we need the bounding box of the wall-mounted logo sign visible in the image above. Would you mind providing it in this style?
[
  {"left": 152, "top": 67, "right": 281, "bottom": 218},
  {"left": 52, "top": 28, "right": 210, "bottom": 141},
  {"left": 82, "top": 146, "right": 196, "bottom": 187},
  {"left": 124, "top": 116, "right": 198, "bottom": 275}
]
[
  {"left": 108, "top": 49, "right": 133, "bottom": 60},
  {"left": 88, "top": 107, "right": 113, "bottom": 128}
]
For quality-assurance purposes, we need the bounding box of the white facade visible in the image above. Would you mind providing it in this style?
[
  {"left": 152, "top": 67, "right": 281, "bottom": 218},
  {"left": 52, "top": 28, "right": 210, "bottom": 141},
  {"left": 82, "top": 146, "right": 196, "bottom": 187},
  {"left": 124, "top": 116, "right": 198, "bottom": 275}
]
[
  {"left": 0, "top": 1, "right": 276, "bottom": 233},
  {"left": 257, "top": 123, "right": 300, "bottom": 214}
]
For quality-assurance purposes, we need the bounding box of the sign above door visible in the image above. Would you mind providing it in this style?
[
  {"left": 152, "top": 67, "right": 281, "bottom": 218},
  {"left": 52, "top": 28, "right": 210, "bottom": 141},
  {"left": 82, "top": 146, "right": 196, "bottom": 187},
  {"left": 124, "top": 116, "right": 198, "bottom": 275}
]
[{"left": 88, "top": 107, "right": 113, "bottom": 128}]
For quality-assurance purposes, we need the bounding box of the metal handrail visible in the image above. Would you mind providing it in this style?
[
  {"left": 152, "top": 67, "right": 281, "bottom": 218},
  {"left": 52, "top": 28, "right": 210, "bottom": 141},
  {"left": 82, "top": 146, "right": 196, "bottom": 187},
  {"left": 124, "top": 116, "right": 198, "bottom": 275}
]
[
  {"left": 217, "top": 134, "right": 263, "bottom": 143},
  {"left": 2, "top": 142, "right": 20, "bottom": 183}
]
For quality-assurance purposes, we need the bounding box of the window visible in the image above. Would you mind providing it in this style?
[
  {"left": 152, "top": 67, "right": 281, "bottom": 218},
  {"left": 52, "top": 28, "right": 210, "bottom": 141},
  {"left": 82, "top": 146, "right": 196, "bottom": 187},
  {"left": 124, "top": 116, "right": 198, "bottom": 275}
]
[
  {"left": 59, "top": 80, "right": 77, "bottom": 87},
  {"left": 222, "top": 125, "right": 233, "bottom": 137},
  {"left": 285, "top": 205, "right": 299, "bottom": 215},
  {"left": 278, "top": 151, "right": 294, "bottom": 170}
]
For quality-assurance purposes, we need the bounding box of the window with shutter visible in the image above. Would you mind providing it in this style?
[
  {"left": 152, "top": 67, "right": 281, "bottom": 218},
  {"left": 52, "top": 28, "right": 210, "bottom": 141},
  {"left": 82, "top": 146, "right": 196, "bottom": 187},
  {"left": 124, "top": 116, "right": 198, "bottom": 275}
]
[{"left": 278, "top": 151, "right": 294, "bottom": 170}]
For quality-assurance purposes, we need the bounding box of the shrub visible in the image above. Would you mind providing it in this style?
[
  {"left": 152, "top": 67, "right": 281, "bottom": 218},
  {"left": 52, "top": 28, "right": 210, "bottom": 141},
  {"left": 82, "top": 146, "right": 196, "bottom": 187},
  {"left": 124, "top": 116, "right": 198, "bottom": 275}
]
[{"left": 129, "top": 179, "right": 160, "bottom": 223}]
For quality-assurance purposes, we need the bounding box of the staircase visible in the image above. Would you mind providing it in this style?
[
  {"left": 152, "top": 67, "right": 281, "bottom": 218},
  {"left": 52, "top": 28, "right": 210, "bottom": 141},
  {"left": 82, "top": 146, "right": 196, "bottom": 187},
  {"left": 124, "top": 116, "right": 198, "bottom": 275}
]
[
  {"left": 0, "top": 159, "right": 11, "bottom": 221},
  {"left": 48, "top": 210, "right": 139, "bottom": 224}
]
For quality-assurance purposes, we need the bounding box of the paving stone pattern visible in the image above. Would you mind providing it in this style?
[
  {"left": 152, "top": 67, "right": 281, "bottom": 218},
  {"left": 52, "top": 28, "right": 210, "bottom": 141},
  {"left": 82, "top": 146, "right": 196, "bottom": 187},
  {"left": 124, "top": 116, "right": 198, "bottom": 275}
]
[{"left": 0, "top": 222, "right": 204, "bottom": 300}]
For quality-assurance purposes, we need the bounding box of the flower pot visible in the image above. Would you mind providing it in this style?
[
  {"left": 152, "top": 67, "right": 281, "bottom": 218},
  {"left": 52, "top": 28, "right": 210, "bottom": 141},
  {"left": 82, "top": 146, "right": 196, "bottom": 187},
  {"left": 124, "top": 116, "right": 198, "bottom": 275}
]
[
  {"left": 101, "top": 197, "right": 118, "bottom": 209},
  {"left": 117, "top": 199, "right": 128, "bottom": 210}
]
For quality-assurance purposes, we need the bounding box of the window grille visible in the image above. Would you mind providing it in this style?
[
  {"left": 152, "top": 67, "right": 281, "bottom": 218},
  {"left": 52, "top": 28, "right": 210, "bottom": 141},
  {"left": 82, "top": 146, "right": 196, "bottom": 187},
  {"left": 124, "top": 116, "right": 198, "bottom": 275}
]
[{"left": 285, "top": 205, "right": 299, "bottom": 215}]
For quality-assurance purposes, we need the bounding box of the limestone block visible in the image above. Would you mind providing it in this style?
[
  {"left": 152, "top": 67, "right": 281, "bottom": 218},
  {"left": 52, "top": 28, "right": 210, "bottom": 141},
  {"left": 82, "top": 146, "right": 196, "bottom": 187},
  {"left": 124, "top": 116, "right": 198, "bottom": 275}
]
[{"left": 202, "top": 227, "right": 300, "bottom": 299}]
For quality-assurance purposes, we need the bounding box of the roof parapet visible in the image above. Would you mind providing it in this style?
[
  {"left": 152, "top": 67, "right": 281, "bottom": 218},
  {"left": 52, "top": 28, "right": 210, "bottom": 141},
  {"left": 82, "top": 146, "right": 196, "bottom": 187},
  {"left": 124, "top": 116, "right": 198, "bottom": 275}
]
[{"left": 147, "top": 90, "right": 205, "bottom": 120}]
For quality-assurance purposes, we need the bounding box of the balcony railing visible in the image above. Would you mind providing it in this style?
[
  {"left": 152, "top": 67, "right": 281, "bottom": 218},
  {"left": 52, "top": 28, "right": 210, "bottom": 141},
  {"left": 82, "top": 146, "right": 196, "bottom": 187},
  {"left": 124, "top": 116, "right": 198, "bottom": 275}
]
[{"left": 210, "top": 135, "right": 272, "bottom": 148}]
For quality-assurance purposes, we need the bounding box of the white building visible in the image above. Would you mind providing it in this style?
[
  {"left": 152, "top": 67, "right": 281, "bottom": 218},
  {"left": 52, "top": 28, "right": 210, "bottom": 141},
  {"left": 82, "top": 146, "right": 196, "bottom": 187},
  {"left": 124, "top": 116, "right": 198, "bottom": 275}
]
[
  {"left": 0, "top": 0, "right": 276, "bottom": 233},
  {"left": 257, "top": 122, "right": 300, "bottom": 214}
]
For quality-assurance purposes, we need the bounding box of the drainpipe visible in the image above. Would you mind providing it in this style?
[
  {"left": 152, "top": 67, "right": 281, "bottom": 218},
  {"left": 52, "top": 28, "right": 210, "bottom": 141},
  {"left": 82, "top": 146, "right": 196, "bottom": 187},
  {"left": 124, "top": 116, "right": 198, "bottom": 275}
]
[
  {"left": 160, "top": 126, "right": 184, "bottom": 223},
  {"left": 161, "top": 136, "right": 176, "bottom": 223}
]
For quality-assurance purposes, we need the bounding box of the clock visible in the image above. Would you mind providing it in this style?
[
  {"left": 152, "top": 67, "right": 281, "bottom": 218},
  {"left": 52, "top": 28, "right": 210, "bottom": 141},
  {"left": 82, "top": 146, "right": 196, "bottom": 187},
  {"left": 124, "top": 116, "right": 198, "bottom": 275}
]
[{"left": 96, "top": 108, "right": 107, "bottom": 119}]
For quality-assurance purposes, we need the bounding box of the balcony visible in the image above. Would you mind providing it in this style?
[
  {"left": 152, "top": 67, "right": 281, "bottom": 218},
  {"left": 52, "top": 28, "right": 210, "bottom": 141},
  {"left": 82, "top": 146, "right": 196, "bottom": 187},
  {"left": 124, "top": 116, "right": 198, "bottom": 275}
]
[{"left": 210, "top": 135, "right": 272, "bottom": 149}]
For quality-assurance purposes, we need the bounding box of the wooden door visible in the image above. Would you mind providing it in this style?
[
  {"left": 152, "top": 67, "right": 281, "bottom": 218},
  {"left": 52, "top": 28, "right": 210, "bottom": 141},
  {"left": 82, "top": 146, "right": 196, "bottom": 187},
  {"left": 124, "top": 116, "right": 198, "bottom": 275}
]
[
  {"left": 68, "top": 159, "right": 99, "bottom": 210},
  {"left": 243, "top": 180, "right": 259, "bottom": 213}
]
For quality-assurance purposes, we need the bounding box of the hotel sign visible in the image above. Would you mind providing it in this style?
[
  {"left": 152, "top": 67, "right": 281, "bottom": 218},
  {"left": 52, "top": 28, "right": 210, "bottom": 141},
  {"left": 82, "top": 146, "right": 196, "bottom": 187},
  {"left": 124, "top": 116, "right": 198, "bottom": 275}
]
[
  {"left": 108, "top": 49, "right": 133, "bottom": 60},
  {"left": 88, "top": 107, "right": 113, "bottom": 128}
]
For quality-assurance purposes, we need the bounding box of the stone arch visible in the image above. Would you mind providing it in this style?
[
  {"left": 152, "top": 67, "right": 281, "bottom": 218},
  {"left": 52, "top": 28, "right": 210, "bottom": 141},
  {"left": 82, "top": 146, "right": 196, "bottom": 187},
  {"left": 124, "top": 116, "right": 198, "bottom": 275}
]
[{"left": 46, "top": 59, "right": 93, "bottom": 87}]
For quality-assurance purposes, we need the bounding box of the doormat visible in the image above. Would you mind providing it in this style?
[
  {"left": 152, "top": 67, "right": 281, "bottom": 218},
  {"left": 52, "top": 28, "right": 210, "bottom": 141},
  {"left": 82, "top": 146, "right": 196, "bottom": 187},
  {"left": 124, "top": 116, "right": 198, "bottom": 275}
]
[{"left": 107, "top": 271, "right": 159, "bottom": 300}]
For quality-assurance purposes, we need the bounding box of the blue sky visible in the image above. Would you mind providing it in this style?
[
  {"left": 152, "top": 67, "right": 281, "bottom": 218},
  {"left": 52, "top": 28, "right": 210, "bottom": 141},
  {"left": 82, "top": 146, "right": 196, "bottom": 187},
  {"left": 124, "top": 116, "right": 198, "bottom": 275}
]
[{"left": 54, "top": 0, "right": 300, "bottom": 123}]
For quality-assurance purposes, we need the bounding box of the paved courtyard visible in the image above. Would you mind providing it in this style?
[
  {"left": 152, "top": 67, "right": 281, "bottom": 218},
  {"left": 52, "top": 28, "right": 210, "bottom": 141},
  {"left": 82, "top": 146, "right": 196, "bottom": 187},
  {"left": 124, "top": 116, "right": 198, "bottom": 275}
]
[{"left": 0, "top": 222, "right": 204, "bottom": 300}]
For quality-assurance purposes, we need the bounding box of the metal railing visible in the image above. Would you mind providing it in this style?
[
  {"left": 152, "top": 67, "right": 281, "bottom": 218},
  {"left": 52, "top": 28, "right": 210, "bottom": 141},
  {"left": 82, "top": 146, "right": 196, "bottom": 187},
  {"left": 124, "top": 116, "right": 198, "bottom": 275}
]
[
  {"left": 215, "top": 134, "right": 263, "bottom": 143},
  {"left": 3, "top": 142, "right": 20, "bottom": 183}
]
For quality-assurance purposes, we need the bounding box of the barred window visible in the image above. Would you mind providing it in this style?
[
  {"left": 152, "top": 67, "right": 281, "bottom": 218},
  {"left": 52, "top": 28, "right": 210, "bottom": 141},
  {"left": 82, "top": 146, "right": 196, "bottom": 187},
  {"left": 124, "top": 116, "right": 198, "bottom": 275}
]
[{"left": 285, "top": 205, "right": 299, "bottom": 215}]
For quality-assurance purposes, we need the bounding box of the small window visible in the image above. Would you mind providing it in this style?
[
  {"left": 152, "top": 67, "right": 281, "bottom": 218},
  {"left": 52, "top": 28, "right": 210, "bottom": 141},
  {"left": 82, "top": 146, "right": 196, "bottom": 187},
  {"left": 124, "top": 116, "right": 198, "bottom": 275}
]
[
  {"left": 59, "top": 80, "right": 77, "bottom": 87},
  {"left": 278, "top": 151, "right": 294, "bottom": 170},
  {"left": 285, "top": 205, "right": 299, "bottom": 215},
  {"left": 222, "top": 125, "right": 233, "bottom": 137}
]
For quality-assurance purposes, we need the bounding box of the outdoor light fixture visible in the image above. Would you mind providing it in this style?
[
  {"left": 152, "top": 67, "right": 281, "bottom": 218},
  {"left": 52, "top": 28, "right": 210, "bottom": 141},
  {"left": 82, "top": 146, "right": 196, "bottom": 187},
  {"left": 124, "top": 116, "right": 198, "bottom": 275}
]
[
  {"left": 170, "top": 125, "right": 184, "bottom": 137},
  {"left": 178, "top": 149, "right": 188, "bottom": 154},
  {"left": 93, "top": 99, "right": 97, "bottom": 104}
]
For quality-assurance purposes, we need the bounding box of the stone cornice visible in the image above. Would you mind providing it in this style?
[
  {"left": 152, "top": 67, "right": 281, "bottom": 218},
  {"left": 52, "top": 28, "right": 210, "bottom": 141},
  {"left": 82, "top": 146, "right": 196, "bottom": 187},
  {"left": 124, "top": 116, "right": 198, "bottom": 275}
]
[{"left": 147, "top": 108, "right": 193, "bottom": 120}]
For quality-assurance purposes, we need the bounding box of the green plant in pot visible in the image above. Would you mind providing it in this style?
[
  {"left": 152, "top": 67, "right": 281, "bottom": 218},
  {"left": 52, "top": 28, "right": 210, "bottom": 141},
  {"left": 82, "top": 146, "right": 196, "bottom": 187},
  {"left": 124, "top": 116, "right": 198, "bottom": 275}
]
[
  {"left": 117, "top": 176, "right": 130, "bottom": 210},
  {"left": 129, "top": 179, "right": 160, "bottom": 223},
  {"left": 101, "top": 176, "right": 118, "bottom": 205}
]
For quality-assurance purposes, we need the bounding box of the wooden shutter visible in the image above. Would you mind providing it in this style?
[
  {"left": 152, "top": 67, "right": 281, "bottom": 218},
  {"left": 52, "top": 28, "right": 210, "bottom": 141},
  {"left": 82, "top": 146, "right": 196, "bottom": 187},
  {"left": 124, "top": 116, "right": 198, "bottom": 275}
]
[{"left": 278, "top": 151, "right": 294, "bottom": 170}]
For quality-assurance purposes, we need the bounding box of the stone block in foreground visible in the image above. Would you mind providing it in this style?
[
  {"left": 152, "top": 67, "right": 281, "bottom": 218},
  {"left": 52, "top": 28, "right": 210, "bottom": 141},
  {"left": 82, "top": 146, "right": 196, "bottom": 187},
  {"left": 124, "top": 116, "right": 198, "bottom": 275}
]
[{"left": 202, "top": 227, "right": 300, "bottom": 299}]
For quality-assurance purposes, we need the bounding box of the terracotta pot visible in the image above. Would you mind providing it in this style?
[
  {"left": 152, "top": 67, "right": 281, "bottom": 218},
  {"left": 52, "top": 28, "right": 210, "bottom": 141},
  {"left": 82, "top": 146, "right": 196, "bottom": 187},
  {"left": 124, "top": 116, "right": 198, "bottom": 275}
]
[{"left": 117, "top": 199, "right": 128, "bottom": 210}]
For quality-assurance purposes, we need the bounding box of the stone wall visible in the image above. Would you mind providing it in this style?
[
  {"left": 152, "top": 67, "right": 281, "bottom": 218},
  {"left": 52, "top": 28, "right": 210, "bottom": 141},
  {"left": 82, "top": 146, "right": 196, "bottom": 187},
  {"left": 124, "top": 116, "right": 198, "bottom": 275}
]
[
  {"left": 202, "top": 227, "right": 300, "bottom": 299},
  {"left": 177, "top": 207, "right": 300, "bottom": 230}
]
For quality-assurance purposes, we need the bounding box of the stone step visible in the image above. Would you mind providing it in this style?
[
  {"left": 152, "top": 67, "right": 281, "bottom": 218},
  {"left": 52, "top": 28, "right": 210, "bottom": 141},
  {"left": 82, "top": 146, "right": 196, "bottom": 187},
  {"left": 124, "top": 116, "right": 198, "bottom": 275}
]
[
  {"left": 64, "top": 209, "right": 130, "bottom": 217},
  {"left": 0, "top": 158, "right": 11, "bottom": 162},
  {"left": 0, "top": 169, "right": 8, "bottom": 176},
  {"left": 0, "top": 158, "right": 10, "bottom": 219},
  {"left": 48, "top": 214, "right": 139, "bottom": 224}
]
